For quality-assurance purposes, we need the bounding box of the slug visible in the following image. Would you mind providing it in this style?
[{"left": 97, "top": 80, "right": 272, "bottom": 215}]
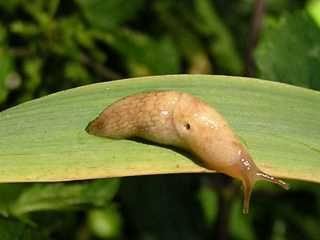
[{"left": 86, "top": 91, "right": 288, "bottom": 213}]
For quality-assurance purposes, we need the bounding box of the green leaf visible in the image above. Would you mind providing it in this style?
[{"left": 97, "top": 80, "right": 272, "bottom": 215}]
[
  {"left": 99, "top": 30, "right": 180, "bottom": 75},
  {"left": 8, "top": 179, "right": 119, "bottom": 216},
  {"left": 0, "top": 53, "right": 14, "bottom": 104},
  {"left": 198, "top": 184, "right": 218, "bottom": 226},
  {"left": 193, "top": 0, "right": 244, "bottom": 74},
  {"left": 77, "top": 0, "right": 144, "bottom": 30},
  {"left": 64, "top": 61, "right": 91, "bottom": 84},
  {"left": 307, "top": 0, "right": 320, "bottom": 27},
  {"left": 0, "top": 75, "right": 319, "bottom": 183},
  {"left": 0, "top": 218, "right": 47, "bottom": 240},
  {"left": 87, "top": 205, "right": 122, "bottom": 239},
  {"left": 10, "top": 21, "right": 40, "bottom": 37},
  {"left": 0, "top": 0, "right": 21, "bottom": 12},
  {"left": 0, "top": 184, "right": 26, "bottom": 217},
  {"left": 255, "top": 12, "right": 320, "bottom": 90},
  {"left": 154, "top": 2, "right": 212, "bottom": 73}
]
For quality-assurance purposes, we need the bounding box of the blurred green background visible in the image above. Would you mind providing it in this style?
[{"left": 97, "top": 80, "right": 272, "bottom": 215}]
[{"left": 0, "top": 0, "right": 320, "bottom": 239}]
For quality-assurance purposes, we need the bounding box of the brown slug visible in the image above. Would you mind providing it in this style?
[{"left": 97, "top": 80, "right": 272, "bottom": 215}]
[{"left": 86, "top": 91, "right": 289, "bottom": 213}]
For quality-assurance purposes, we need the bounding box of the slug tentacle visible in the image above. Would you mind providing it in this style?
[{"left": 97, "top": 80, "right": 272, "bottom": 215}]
[
  {"left": 86, "top": 90, "right": 288, "bottom": 214},
  {"left": 255, "top": 171, "right": 289, "bottom": 190},
  {"left": 242, "top": 177, "right": 254, "bottom": 214},
  {"left": 241, "top": 170, "right": 289, "bottom": 214}
]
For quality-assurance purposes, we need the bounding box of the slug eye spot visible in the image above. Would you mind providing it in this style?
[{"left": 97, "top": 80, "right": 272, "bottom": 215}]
[{"left": 184, "top": 123, "right": 191, "bottom": 130}]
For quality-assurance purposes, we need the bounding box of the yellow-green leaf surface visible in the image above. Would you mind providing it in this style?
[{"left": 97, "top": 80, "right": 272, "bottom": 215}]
[{"left": 0, "top": 75, "right": 319, "bottom": 183}]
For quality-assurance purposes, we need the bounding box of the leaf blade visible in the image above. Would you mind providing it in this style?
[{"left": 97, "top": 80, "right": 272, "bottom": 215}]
[{"left": 0, "top": 75, "right": 319, "bottom": 183}]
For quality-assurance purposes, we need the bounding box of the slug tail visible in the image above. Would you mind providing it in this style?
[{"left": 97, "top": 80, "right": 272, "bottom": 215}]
[
  {"left": 255, "top": 171, "right": 289, "bottom": 190},
  {"left": 85, "top": 120, "right": 94, "bottom": 134},
  {"left": 85, "top": 118, "right": 100, "bottom": 135}
]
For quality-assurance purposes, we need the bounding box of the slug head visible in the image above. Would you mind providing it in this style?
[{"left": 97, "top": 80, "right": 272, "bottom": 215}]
[
  {"left": 231, "top": 147, "right": 289, "bottom": 213},
  {"left": 173, "top": 93, "right": 289, "bottom": 213}
]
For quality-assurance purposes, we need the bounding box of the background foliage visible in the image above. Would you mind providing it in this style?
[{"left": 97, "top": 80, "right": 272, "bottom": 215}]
[{"left": 0, "top": 0, "right": 319, "bottom": 239}]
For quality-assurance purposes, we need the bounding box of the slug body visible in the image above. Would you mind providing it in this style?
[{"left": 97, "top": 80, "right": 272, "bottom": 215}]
[{"left": 86, "top": 91, "right": 288, "bottom": 213}]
